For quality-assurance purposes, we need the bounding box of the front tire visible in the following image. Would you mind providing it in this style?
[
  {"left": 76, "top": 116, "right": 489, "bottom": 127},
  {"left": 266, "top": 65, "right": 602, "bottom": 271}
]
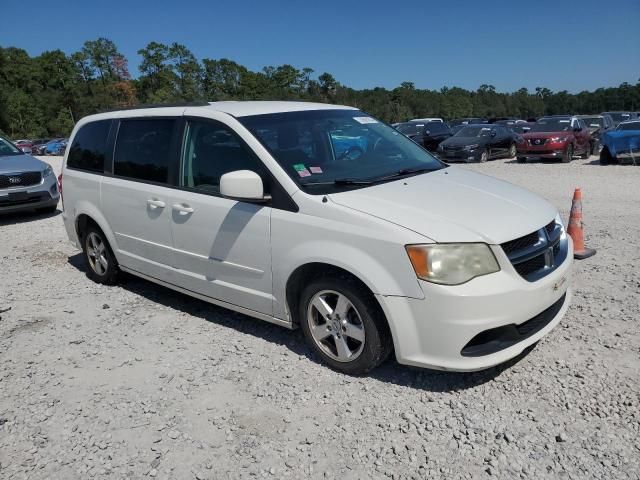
[
  {"left": 299, "top": 275, "right": 392, "bottom": 375},
  {"left": 479, "top": 149, "right": 489, "bottom": 163},
  {"left": 82, "top": 226, "right": 119, "bottom": 285},
  {"left": 599, "top": 147, "right": 612, "bottom": 165},
  {"left": 562, "top": 144, "right": 573, "bottom": 163}
]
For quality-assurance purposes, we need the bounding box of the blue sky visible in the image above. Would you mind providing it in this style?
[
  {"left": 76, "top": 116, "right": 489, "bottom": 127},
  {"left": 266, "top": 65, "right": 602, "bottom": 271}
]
[{"left": 2, "top": 0, "right": 638, "bottom": 93}]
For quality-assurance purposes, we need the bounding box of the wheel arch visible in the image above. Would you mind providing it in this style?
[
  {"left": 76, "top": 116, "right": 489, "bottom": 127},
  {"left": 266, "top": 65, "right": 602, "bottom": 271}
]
[
  {"left": 285, "top": 262, "right": 387, "bottom": 329},
  {"left": 73, "top": 202, "right": 118, "bottom": 255}
]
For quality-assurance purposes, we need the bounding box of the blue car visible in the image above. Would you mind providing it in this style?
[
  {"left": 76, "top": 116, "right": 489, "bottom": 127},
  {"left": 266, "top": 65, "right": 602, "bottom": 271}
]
[
  {"left": 600, "top": 120, "right": 640, "bottom": 165},
  {"left": 44, "top": 138, "right": 68, "bottom": 155}
]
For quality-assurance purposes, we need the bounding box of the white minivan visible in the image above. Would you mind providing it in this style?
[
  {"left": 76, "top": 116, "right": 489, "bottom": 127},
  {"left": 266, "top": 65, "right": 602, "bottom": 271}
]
[{"left": 61, "top": 101, "right": 572, "bottom": 374}]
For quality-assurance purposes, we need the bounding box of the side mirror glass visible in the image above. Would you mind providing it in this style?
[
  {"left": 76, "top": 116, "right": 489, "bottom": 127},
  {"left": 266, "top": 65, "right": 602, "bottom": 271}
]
[{"left": 220, "top": 170, "right": 270, "bottom": 203}]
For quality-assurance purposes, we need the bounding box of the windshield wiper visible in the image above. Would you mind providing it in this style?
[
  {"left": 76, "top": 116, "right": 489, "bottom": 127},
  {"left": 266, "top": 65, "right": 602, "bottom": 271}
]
[
  {"left": 365, "top": 166, "right": 438, "bottom": 183},
  {"left": 302, "top": 167, "right": 439, "bottom": 187}
]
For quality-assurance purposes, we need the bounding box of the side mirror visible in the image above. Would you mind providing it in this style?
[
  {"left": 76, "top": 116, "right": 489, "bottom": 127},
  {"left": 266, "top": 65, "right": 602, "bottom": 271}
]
[{"left": 220, "top": 170, "right": 270, "bottom": 203}]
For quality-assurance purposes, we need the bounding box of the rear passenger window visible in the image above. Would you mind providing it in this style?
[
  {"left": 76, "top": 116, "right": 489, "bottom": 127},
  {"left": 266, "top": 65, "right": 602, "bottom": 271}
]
[
  {"left": 67, "top": 120, "right": 111, "bottom": 172},
  {"left": 181, "top": 120, "right": 265, "bottom": 194},
  {"left": 114, "top": 119, "right": 175, "bottom": 183}
]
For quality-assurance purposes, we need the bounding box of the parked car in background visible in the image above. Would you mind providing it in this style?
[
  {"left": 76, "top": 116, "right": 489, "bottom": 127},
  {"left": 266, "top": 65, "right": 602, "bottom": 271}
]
[
  {"left": 61, "top": 101, "right": 572, "bottom": 374},
  {"left": 395, "top": 121, "right": 452, "bottom": 152},
  {"left": 0, "top": 135, "right": 59, "bottom": 214},
  {"left": 44, "top": 138, "right": 68, "bottom": 155},
  {"left": 438, "top": 125, "right": 518, "bottom": 162},
  {"left": 602, "top": 111, "right": 635, "bottom": 127},
  {"left": 35, "top": 138, "right": 64, "bottom": 156},
  {"left": 577, "top": 114, "right": 614, "bottom": 154},
  {"left": 31, "top": 138, "right": 51, "bottom": 155},
  {"left": 600, "top": 120, "right": 640, "bottom": 165},
  {"left": 410, "top": 117, "right": 443, "bottom": 123},
  {"left": 516, "top": 116, "right": 591, "bottom": 163},
  {"left": 509, "top": 123, "right": 535, "bottom": 135},
  {"left": 14, "top": 140, "right": 33, "bottom": 154},
  {"left": 448, "top": 118, "right": 487, "bottom": 127},
  {"left": 494, "top": 119, "right": 528, "bottom": 128}
]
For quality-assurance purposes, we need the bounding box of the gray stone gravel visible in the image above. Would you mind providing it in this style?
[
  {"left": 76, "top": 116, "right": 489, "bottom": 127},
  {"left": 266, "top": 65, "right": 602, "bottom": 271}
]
[{"left": 1, "top": 156, "right": 639, "bottom": 479}]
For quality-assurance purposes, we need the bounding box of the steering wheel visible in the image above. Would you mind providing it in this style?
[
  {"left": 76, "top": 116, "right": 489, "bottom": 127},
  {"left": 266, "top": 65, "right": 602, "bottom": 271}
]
[{"left": 337, "top": 146, "right": 364, "bottom": 161}]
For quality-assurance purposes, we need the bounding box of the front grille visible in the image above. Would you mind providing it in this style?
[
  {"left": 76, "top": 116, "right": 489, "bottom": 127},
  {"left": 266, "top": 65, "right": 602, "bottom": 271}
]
[
  {"left": 443, "top": 145, "right": 464, "bottom": 151},
  {"left": 514, "top": 255, "right": 546, "bottom": 277},
  {"left": 501, "top": 231, "right": 540, "bottom": 255},
  {"left": 528, "top": 138, "right": 548, "bottom": 146},
  {"left": 501, "top": 220, "right": 568, "bottom": 282},
  {"left": 461, "top": 293, "right": 566, "bottom": 357},
  {"left": 0, "top": 171, "right": 42, "bottom": 189}
]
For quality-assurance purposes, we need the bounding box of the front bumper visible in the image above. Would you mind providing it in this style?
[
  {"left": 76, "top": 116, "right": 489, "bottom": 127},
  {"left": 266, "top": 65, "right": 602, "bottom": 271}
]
[
  {"left": 517, "top": 149, "right": 566, "bottom": 159},
  {"left": 377, "top": 239, "right": 573, "bottom": 371},
  {"left": 439, "top": 148, "right": 481, "bottom": 162},
  {"left": 0, "top": 173, "right": 59, "bottom": 214}
]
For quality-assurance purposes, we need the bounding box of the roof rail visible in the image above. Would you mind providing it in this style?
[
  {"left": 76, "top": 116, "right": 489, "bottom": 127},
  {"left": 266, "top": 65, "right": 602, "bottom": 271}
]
[{"left": 98, "top": 101, "right": 210, "bottom": 114}]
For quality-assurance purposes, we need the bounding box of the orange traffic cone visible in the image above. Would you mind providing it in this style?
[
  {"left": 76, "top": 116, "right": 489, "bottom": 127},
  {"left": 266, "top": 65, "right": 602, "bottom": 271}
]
[{"left": 567, "top": 188, "right": 596, "bottom": 260}]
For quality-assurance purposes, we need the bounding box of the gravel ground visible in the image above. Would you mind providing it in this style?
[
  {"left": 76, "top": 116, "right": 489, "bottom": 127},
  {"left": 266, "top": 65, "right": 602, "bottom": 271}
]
[{"left": 1, "top": 155, "right": 639, "bottom": 480}]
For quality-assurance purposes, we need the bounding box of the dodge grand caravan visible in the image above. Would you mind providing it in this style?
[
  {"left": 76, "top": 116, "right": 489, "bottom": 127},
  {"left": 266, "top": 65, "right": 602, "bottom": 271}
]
[{"left": 61, "top": 102, "right": 573, "bottom": 374}]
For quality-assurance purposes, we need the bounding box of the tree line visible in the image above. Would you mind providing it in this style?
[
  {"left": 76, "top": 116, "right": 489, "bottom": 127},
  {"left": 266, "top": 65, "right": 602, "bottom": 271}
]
[{"left": 1, "top": 37, "right": 639, "bottom": 138}]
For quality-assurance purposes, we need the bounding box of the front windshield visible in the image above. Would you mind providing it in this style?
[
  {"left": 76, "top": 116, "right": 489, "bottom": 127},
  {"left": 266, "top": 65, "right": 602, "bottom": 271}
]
[
  {"left": 239, "top": 109, "right": 445, "bottom": 194},
  {"left": 528, "top": 119, "right": 571, "bottom": 133},
  {"left": 609, "top": 113, "right": 631, "bottom": 123},
  {"left": 396, "top": 123, "right": 422, "bottom": 135},
  {"left": 616, "top": 121, "right": 640, "bottom": 131},
  {"left": 581, "top": 117, "right": 604, "bottom": 128},
  {"left": 0, "top": 137, "right": 23, "bottom": 156},
  {"left": 454, "top": 126, "right": 492, "bottom": 137}
]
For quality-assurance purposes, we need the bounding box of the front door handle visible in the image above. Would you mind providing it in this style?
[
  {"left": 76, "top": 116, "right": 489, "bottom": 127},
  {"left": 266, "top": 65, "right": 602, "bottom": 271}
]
[
  {"left": 147, "top": 199, "right": 166, "bottom": 209},
  {"left": 172, "top": 203, "right": 194, "bottom": 215}
]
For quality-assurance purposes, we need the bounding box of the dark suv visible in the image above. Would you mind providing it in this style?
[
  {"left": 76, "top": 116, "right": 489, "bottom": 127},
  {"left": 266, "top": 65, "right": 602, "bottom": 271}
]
[
  {"left": 517, "top": 116, "right": 591, "bottom": 163},
  {"left": 395, "top": 121, "right": 452, "bottom": 152},
  {"left": 577, "top": 114, "right": 614, "bottom": 154}
]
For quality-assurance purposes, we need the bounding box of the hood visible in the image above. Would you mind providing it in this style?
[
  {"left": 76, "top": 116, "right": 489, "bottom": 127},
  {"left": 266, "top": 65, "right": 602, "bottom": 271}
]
[
  {"left": 441, "top": 136, "right": 488, "bottom": 147},
  {"left": 0, "top": 154, "right": 48, "bottom": 174},
  {"left": 328, "top": 167, "right": 556, "bottom": 244},
  {"left": 603, "top": 130, "right": 640, "bottom": 140},
  {"left": 522, "top": 131, "right": 569, "bottom": 139}
]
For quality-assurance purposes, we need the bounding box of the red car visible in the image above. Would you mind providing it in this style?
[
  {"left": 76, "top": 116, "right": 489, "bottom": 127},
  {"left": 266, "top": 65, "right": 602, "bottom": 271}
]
[{"left": 516, "top": 116, "right": 591, "bottom": 163}]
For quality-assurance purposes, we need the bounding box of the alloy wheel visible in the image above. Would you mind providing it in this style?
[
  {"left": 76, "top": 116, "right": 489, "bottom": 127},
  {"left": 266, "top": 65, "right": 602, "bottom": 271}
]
[
  {"left": 86, "top": 232, "right": 109, "bottom": 276},
  {"left": 307, "top": 290, "right": 365, "bottom": 363}
]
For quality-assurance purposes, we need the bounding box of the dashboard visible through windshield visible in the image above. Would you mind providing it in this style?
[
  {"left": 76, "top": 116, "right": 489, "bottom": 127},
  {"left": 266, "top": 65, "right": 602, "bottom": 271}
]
[{"left": 239, "top": 109, "right": 445, "bottom": 194}]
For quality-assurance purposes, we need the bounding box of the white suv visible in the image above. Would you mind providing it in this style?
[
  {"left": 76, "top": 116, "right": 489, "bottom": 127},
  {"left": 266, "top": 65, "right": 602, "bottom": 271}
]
[{"left": 60, "top": 101, "right": 572, "bottom": 374}]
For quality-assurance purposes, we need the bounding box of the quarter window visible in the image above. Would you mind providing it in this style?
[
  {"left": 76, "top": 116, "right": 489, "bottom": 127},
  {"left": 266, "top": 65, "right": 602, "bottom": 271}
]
[
  {"left": 181, "top": 120, "right": 265, "bottom": 194},
  {"left": 67, "top": 120, "right": 111, "bottom": 172},
  {"left": 114, "top": 119, "right": 175, "bottom": 183}
]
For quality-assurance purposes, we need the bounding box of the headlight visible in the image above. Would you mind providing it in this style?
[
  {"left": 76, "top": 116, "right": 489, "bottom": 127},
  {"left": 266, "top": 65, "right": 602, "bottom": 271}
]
[
  {"left": 43, "top": 165, "right": 54, "bottom": 177},
  {"left": 555, "top": 213, "right": 565, "bottom": 230},
  {"left": 463, "top": 144, "right": 480, "bottom": 150},
  {"left": 549, "top": 136, "right": 568, "bottom": 143},
  {"left": 405, "top": 243, "right": 500, "bottom": 285}
]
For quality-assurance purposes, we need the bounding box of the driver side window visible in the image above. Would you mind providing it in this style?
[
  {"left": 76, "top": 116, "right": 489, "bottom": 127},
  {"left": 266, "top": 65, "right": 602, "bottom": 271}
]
[{"left": 181, "top": 120, "right": 265, "bottom": 195}]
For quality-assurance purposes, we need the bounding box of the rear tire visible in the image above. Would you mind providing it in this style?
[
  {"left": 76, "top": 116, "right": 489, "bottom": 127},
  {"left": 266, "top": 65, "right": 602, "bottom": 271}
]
[
  {"left": 562, "top": 144, "right": 573, "bottom": 163},
  {"left": 299, "top": 275, "right": 392, "bottom": 375},
  {"left": 508, "top": 143, "right": 517, "bottom": 158},
  {"left": 82, "top": 226, "right": 119, "bottom": 285}
]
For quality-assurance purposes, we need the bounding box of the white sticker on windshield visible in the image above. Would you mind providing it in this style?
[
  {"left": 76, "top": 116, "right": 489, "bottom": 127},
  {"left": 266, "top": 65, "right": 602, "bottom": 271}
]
[
  {"left": 353, "top": 116, "right": 378, "bottom": 124},
  {"left": 559, "top": 120, "right": 570, "bottom": 123}
]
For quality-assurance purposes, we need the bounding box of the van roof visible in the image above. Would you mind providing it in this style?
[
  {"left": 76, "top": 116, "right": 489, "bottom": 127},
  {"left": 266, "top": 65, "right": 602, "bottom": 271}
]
[{"left": 98, "top": 101, "right": 357, "bottom": 118}]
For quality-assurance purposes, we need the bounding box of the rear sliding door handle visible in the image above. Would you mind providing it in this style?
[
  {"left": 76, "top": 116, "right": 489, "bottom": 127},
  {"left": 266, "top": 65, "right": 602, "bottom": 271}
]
[
  {"left": 147, "top": 199, "right": 166, "bottom": 209},
  {"left": 172, "top": 203, "right": 194, "bottom": 215}
]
